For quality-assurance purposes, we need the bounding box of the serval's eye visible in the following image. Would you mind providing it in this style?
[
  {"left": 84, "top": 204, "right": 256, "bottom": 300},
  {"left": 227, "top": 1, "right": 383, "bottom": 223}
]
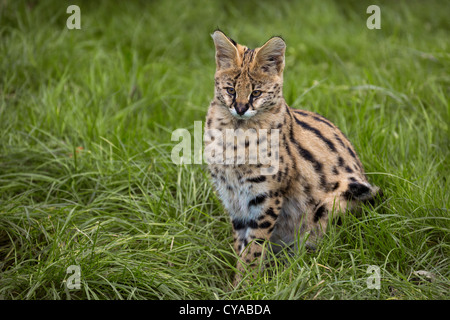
[
  {"left": 226, "top": 87, "right": 236, "bottom": 95},
  {"left": 251, "top": 90, "right": 262, "bottom": 97}
]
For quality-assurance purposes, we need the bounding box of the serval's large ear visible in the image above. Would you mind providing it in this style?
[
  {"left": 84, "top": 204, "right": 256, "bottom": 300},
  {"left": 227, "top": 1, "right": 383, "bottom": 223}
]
[
  {"left": 211, "top": 30, "right": 240, "bottom": 70},
  {"left": 254, "top": 36, "right": 286, "bottom": 75}
]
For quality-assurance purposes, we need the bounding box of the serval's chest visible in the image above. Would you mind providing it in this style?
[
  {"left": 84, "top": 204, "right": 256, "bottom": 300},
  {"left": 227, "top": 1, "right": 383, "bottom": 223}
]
[{"left": 209, "top": 164, "right": 277, "bottom": 222}]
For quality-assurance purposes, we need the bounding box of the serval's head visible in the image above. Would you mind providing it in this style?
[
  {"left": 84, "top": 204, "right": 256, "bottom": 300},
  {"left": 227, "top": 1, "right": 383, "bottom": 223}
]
[{"left": 211, "top": 30, "right": 286, "bottom": 120}]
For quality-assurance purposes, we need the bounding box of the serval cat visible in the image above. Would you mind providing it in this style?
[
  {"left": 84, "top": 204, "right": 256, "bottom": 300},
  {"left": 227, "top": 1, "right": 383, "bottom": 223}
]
[{"left": 205, "top": 30, "right": 381, "bottom": 285}]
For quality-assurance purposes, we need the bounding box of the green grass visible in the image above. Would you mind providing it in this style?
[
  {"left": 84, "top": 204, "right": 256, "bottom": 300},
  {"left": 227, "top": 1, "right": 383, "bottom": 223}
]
[{"left": 0, "top": 0, "right": 449, "bottom": 300}]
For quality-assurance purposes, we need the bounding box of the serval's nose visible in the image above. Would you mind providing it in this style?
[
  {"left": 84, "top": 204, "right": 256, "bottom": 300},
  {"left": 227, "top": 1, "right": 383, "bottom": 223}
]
[{"left": 235, "top": 102, "right": 249, "bottom": 116}]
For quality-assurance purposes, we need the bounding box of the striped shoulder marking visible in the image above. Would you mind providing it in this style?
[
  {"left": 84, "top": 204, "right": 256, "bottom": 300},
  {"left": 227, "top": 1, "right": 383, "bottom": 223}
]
[
  {"left": 292, "top": 109, "right": 335, "bottom": 128},
  {"left": 293, "top": 115, "right": 337, "bottom": 152}
]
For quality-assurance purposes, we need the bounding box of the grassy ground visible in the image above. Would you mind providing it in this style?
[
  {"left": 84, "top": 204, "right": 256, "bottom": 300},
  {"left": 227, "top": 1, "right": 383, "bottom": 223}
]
[{"left": 0, "top": 0, "right": 448, "bottom": 300}]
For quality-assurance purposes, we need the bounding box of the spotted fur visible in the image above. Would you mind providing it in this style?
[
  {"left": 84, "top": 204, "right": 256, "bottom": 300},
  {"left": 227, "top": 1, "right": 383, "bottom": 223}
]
[{"left": 205, "top": 30, "right": 381, "bottom": 285}]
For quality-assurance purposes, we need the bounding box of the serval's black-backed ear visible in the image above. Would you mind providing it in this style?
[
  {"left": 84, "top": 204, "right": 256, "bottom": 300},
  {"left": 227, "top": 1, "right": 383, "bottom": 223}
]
[
  {"left": 254, "top": 36, "right": 286, "bottom": 75},
  {"left": 211, "top": 30, "right": 239, "bottom": 70}
]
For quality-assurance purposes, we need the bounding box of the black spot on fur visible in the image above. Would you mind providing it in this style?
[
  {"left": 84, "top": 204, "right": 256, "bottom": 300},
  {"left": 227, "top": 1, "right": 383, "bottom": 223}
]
[
  {"left": 232, "top": 219, "right": 246, "bottom": 230},
  {"left": 248, "top": 194, "right": 267, "bottom": 208},
  {"left": 313, "top": 205, "right": 327, "bottom": 223},
  {"left": 248, "top": 219, "right": 258, "bottom": 229},
  {"left": 320, "top": 175, "right": 330, "bottom": 192},
  {"left": 259, "top": 221, "right": 272, "bottom": 229},
  {"left": 334, "top": 133, "right": 346, "bottom": 148},
  {"left": 331, "top": 181, "right": 340, "bottom": 191},
  {"left": 232, "top": 218, "right": 258, "bottom": 230},
  {"left": 247, "top": 176, "right": 266, "bottom": 183},
  {"left": 347, "top": 146, "right": 358, "bottom": 160},
  {"left": 343, "top": 182, "right": 371, "bottom": 200},
  {"left": 265, "top": 207, "right": 278, "bottom": 220}
]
